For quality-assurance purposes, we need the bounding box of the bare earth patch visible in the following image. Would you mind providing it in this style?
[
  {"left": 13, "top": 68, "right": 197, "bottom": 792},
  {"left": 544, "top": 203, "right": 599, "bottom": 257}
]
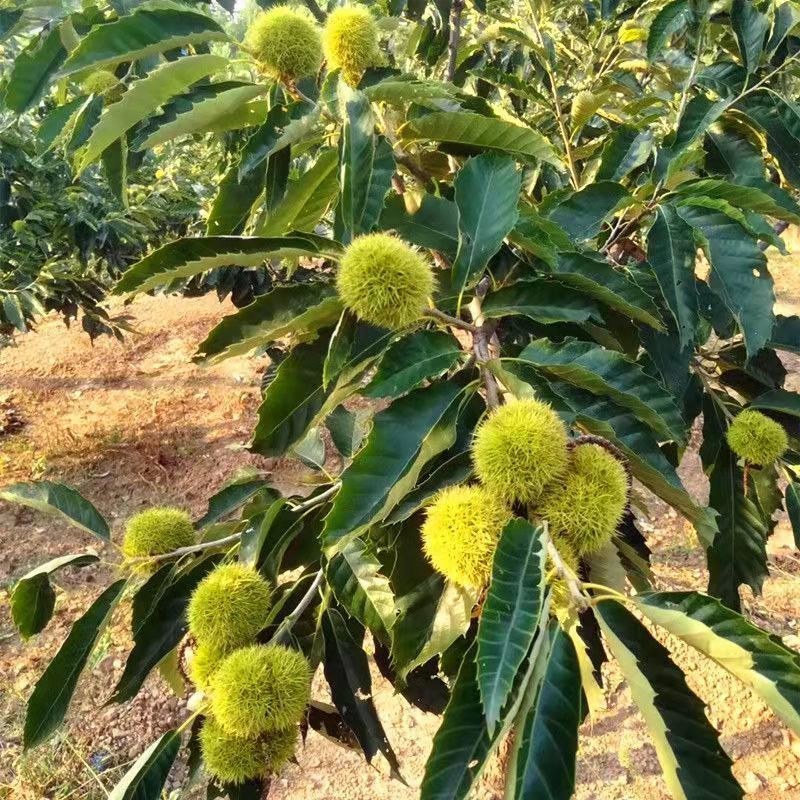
[{"left": 1, "top": 291, "right": 799, "bottom": 799}]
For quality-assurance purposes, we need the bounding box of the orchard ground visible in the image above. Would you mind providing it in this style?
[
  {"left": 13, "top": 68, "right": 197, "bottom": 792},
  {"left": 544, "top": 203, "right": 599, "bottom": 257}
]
[{"left": 2, "top": 249, "right": 800, "bottom": 799}]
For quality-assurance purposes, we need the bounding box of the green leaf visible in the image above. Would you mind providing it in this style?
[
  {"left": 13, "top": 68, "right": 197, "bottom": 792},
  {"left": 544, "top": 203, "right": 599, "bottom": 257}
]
[
  {"left": 323, "top": 313, "right": 393, "bottom": 389},
  {"left": 787, "top": 483, "right": 800, "bottom": 549},
  {"left": 647, "top": 0, "right": 691, "bottom": 60},
  {"left": 338, "top": 87, "right": 395, "bottom": 244},
  {"left": 364, "top": 78, "right": 460, "bottom": 109},
  {"left": 401, "top": 112, "right": 560, "bottom": 164},
  {"left": 380, "top": 193, "right": 459, "bottom": 254},
  {"left": 250, "top": 338, "right": 335, "bottom": 458},
  {"left": 11, "top": 554, "right": 99, "bottom": 640},
  {"left": 673, "top": 178, "right": 800, "bottom": 223},
  {"left": 770, "top": 314, "right": 800, "bottom": 353},
  {"left": 511, "top": 627, "right": 582, "bottom": 800},
  {"left": 111, "top": 556, "right": 218, "bottom": 703},
  {"left": 258, "top": 148, "right": 339, "bottom": 236},
  {"left": 749, "top": 388, "right": 800, "bottom": 416},
  {"left": 570, "top": 89, "right": 608, "bottom": 133},
  {"left": 238, "top": 101, "right": 318, "bottom": 180},
  {"left": 133, "top": 82, "right": 266, "bottom": 150},
  {"left": 37, "top": 96, "right": 87, "bottom": 150},
  {"left": 595, "top": 600, "right": 743, "bottom": 800},
  {"left": 196, "top": 474, "right": 270, "bottom": 528},
  {"left": 322, "top": 381, "right": 464, "bottom": 550},
  {"left": 364, "top": 330, "right": 461, "bottom": 399},
  {"left": 76, "top": 54, "right": 227, "bottom": 173},
  {"left": 549, "top": 252, "right": 664, "bottom": 329},
  {"left": 596, "top": 125, "right": 654, "bottom": 181},
  {"left": 0, "top": 481, "right": 109, "bottom": 540},
  {"left": 25, "top": 580, "right": 125, "bottom": 748},
  {"left": 516, "top": 338, "right": 686, "bottom": 442},
  {"left": 326, "top": 406, "right": 368, "bottom": 458},
  {"left": 451, "top": 153, "right": 520, "bottom": 295},
  {"left": 322, "top": 609, "right": 402, "bottom": 778},
  {"left": 196, "top": 283, "right": 341, "bottom": 363},
  {"left": 206, "top": 154, "right": 265, "bottom": 236},
  {"left": 327, "top": 537, "right": 396, "bottom": 640},
  {"left": 547, "top": 181, "right": 631, "bottom": 241},
  {"left": 677, "top": 203, "right": 774, "bottom": 358},
  {"left": 477, "top": 519, "right": 547, "bottom": 732},
  {"left": 59, "top": 2, "right": 227, "bottom": 75},
  {"left": 731, "top": 0, "right": 769, "bottom": 74},
  {"left": 420, "top": 644, "right": 497, "bottom": 800},
  {"left": 739, "top": 93, "right": 800, "bottom": 187},
  {"left": 101, "top": 136, "right": 128, "bottom": 207},
  {"left": 482, "top": 279, "right": 602, "bottom": 325},
  {"left": 4, "top": 24, "right": 66, "bottom": 113},
  {"left": 636, "top": 591, "right": 800, "bottom": 736},
  {"left": 707, "top": 441, "right": 769, "bottom": 611},
  {"left": 114, "top": 233, "right": 340, "bottom": 295},
  {"left": 108, "top": 730, "right": 181, "bottom": 800},
  {"left": 647, "top": 205, "right": 698, "bottom": 348}
]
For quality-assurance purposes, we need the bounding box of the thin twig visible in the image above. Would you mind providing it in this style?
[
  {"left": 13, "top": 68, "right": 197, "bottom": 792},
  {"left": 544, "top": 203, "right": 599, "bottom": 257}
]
[
  {"left": 423, "top": 307, "right": 478, "bottom": 332},
  {"left": 290, "top": 482, "right": 341, "bottom": 513},
  {"left": 269, "top": 569, "right": 324, "bottom": 645},
  {"left": 136, "top": 532, "right": 244, "bottom": 565},
  {"left": 446, "top": 0, "right": 465, "bottom": 82},
  {"left": 301, "top": 0, "right": 325, "bottom": 23}
]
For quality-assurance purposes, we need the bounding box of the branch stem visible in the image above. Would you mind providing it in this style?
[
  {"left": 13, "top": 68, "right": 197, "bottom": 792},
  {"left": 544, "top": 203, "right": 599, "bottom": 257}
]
[
  {"left": 269, "top": 569, "right": 324, "bottom": 645},
  {"left": 423, "top": 307, "right": 478, "bottom": 332}
]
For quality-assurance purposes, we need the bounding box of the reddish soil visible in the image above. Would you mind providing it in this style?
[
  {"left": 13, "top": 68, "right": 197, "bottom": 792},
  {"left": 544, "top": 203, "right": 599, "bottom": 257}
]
[{"left": 1, "top": 290, "right": 799, "bottom": 799}]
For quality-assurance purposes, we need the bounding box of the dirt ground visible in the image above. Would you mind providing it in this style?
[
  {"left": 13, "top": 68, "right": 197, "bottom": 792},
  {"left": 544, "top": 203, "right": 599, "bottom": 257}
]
[{"left": 1, "top": 276, "right": 800, "bottom": 799}]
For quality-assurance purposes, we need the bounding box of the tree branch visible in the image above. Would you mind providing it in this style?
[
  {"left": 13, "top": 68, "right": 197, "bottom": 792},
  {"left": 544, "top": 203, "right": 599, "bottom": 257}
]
[
  {"left": 423, "top": 306, "right": 478, "bottom": 332},
  {"left": 269, "top": 569, "right": 324, "bottom": 645},
  {"left": 468, "top": 276, "right": 502, "bottom": 409}
]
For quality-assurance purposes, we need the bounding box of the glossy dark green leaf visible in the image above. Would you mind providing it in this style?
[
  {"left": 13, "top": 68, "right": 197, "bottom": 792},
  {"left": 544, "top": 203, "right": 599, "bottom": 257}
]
[
  {"left": 250, "top": 338, "right": 333, "bottom": 457},
  {"left": 596, "top": 600, "right": 743, "bottom": 800},
  {"left": 647, "top": 0, "right": 691, "bottom": 60},
  {"left": 482, "top": 279, "right": 602, "bottom": 325},
  {"left": 707, "top": 442, "right": 769, "bottom": 611},
  {"left": 323, "top": 312, "right": 393, "bottom": 389},
  {"left": 0, "top": 480, "right": 109, "bottom": 539},
  {"left": 327, "top": 537, "right": 396, "bottom": 640},
  {"left": 647, "top": 204, "right": 698, "bottom": 348},
  {"left": 37, "top": 96, "right": 86, "bottom": 149},
  {"left": 110, "top": 557, "right": 218, "bottom": 702},
  {"left": 596, "top": 125, "right": 654, "bottom": 181},
  {"left": 322, "top": 381, "right": 464, "bottom": 550},
  {"left": 477, "top": 519, "right": 546, "bottom": 732},
  {"left": 364, "top": 330, "right": 461, "bottom": 398},
  {"left": 748, "top": 388, "right": 800, "bottom": 417},
  {"left": 420, "top": 644, "right": 497, "bottom": 800},
  {"left": 549, "top": 252, "right": 664, "bottom": 329},
  {"left": 60, "top": 4, "right": 227, "bottom": 75},
  {"left": 196, "top": 284, "right": 341, "bottom": 363},
  {"left": 114, "top": 234, "right": 340, "bottom": 295},
  {"left": 337, "top": 86, "right": 394, "bottom": 240},
  {"left": 196, "top": 474, "right": 270, "bottom": 528},
  {"left": 636, "top": 591, "right": 800, "bottom": 736},
  {"left": 547, "top": 181, "right": 631, "bottom": 241},
  {"left": 322, "top": 609, "right": 402, "bottom": 778},
  {"left": 677, "top": 203, "right": 774, "bottom": 357},
  {"left": 731, "top": 0, "right": 769, "bottom": 74},
  {"left": 517, "top": 338, "right": 686, "bottom": 442},
  {"left": 326, "top": 406, "right": 368, "bottom": 458},
  {"left": 101, "top": 137, "right": 128, "bottom": 206},
  {"left": 380, "top": 193, "right": 459, "bottom": 254},
  {"left": 739, "top": 93, "right": 800, "bottom": 187},
  {"left": 512, "top": 627, "right": 582, "bottom": 800},
  {"left": 770, "top": 314, "right": 800, "bottom": 353},
  {"left": 451, "top": 153, "right": 520, "bottom": 294},
  {"left": 787, "top": 483, "right": 800, "bottom": 549},
  {"left": 206, "top": 153, "right": 265, "bottom": 236},
  {"left": 674, "top": 178, "right": 800, "bottom": 223},
  {"left": 4, "top": 24, "right": 66, "bottom": 112},
  {"left": 108, "top": 729, "right": 181, "bottom": 800},
  {"left": 25, "top": 580, "right": 125, "bottom": 748},
  {"left": 11, "top": 554, "right": 99, "bottom": 640}
]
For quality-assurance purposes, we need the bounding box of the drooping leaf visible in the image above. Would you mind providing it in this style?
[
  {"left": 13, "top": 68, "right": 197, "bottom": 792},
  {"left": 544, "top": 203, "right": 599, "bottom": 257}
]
[
  {"left": 595, "top": 600, "right": 744, "bottom": 800},
  {"left": 76, "top": 54, "right": 227, "bottom": 173},
  {"left": 547, "top": 182, "right": 631, "bottom": 241},
  {"left": 647, "top": 0, "right": 691, "bottom": 60},
  {"left": 4, "top": 24, "right": 66, "bottom": 113},
  {"left": 420, "top": 644, "right": 497, "bottom": 800},
  {"left": 481, "top": 279, "right": 602, "bottom": 325},
  {"left": 673, "top": 178, "right": 800, "bottom": 223},
  {"left": 596, "top": 125, "right": 654, "bottom": 181},
  {"left": 707, "top": 441, "right": 770, "bottom": 611},
  {"left": 37, "top": 96, "right": 87, "bottom": 150},
  {"left": 516, "top": 338, "right": 686, "bottom": 442},
  {"left": 400, "top": 112, "right": 560, "bottom": 164},
  {"left": 108, "top": 730, "right": 181, "bottom": 800},
  {"left": 636, "top": 591, "right": 800, "bottom": 736},
  {"left": 749, "top": 388, "right": 800, "bottom": 417},
  {"left": 321, "top": 609, "right": 402, "bottom": 779},
  {"left": 196, "top": 284, "right": 341, "bottom": 363},
  {"left": 205, "top": 154, "right": 265, "bottom": 236},
  {"left": 739, "top": 93, "right": 800, "bottom": 187},
  {"left": 787, "top": 483, "right": 800, "bottom": 549},
  {"left": 477, "top": 519, "right": 547, "bottom": 732},
  {"left": 511, "top": 626, "right": 583, "bottom": 800},
  {"left": 677, "top": 203, "right": 774, "bottom": 357},
  {"left": 59, "top": 3, "right": 227, "bottom": 75},
  {"left": 196, "top": 474, "right": 270, "bottom": 528},
  {"left": 101, "top": 136, "right": 128, "bottom": 207},
  {"left": 731, "top": 0, "right": 769, "bottom": 74},
  {"left": 322, "top": 381, "right": 464, "bottom": 550},
  {"left": 451, "top": 152, "right": 520, "bottom": 295},
  {"left": 0, "top": 481, "right": 109, "bottom": 540},
  {"left": 11, "top": 554, "right": 99, "bottom": 640},
  {"left": 647, "top": 204, "right": 698, "bottom": 348},
  {"left": 364, "top": 330, "right": 461, "bottom": 399},
  {"left": 327, "top": 537, "right": 396, "bottom": 640},
  {"left": 114, "top": 233, "right": 340, "bottom": 295},
  {"left": 379, "top": 193, "right": 459, "bottom": 254},
  {"left": 25, "top": 580, "right": 126, "bottom": 748},
  {"left": 337, "top": 87, "right": 395, "bottom": 244}
]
